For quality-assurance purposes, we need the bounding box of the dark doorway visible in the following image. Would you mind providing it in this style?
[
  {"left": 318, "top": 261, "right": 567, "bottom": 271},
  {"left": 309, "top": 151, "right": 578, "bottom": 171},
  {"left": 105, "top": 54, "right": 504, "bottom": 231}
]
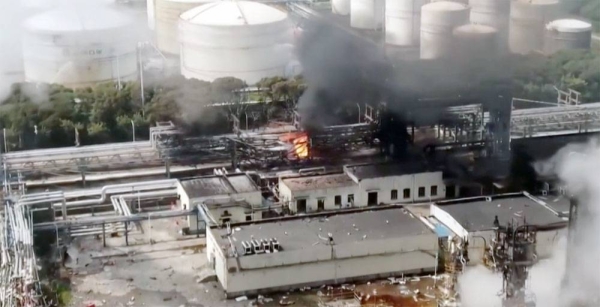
[
  {"left": 297, "top": 199, "right": 307, "bottom": 213},
  {"left": 317, "top": 199, "right": 325, "bottom": 211},
  {"left": 368, "top": 192, "right": 378, "bottom": 206},
  {"left": 446, "top": 185, "right": 456, "bottom": 198}
]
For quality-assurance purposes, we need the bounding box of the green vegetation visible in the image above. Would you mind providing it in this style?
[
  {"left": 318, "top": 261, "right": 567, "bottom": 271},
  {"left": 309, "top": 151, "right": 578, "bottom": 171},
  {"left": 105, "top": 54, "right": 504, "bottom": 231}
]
[
  {"left": 0, "top": 51, "right": 598, "bottom": 150},
  {"left": 563, "top": 0, "right": 600, "bottom": 31},
  {"left": 512, "top": 50, "right": 600, "bottom": 103}
]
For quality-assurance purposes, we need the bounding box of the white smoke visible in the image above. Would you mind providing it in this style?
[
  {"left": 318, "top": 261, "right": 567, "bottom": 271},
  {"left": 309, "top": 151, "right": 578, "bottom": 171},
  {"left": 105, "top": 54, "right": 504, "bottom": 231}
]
[{"left": 535, "top": 137, "right": 600, "bottom": 306}]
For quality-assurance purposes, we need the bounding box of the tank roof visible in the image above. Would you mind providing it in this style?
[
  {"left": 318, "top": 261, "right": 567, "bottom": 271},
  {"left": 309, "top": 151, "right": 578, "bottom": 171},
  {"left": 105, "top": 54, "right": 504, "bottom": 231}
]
[
  {"left": 422, "top": 1, "right": 468, "bottom": 11},
  {"left": 24, "top": 4, "right": 131, "bottom": 32},
  {"left": 180, "top": 1, "right": 287, "bottom": 26},
  {"left": 546, "top": 19, "right": 593, "bottom": 32}
]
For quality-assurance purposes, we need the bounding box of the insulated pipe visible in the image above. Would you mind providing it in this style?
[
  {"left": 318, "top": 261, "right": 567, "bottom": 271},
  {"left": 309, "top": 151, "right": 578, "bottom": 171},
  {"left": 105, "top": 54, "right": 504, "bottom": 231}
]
[
  {"left": 59, "top": 179, "right": 178, "bottom": 207},
  {"left": 117, "top": 189, "right": 177, "bottom": 215}
]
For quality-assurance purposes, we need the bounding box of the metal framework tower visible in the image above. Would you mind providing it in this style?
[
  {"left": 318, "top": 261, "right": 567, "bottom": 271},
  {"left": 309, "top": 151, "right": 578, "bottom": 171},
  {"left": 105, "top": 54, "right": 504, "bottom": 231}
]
[{"left": 484, "top": 217, "right": 538, "bottom": 307}]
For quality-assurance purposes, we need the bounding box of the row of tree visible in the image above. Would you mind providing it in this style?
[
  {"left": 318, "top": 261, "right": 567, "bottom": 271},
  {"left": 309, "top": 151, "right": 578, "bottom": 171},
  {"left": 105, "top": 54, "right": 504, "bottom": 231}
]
[{"left": 0, "top": 50, "right": 597, "bottom": 150}]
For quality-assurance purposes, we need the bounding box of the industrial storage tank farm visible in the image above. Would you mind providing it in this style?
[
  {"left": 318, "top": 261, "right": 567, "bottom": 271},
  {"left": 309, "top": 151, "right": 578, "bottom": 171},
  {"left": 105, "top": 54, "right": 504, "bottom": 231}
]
[
  {"left": 179, "top": 1, "right": 294, "bottom": 84},
  {"left": 22, "top": 3, "right": 138, "bottom": 88}
]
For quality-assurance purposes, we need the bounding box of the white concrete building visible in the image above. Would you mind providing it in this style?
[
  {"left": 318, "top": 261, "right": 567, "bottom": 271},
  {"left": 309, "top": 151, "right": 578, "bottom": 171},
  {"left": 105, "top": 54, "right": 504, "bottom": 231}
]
[
  {"left": 344, "top": 162, "right": 446, "bottom": 205},
  {"left": 206, "top": 207, "right": 438, "bottom": 297},
  {"left": 279, "top": 173, "right": 358, "bottom": 214},
  {"left": 278, "top": 162, "right": 447, "bottom": 214},
  {"left": 431, "top": 193, "right": 567, "bottom": 265},
  {"left": 177, "top": 174, "right": 263, "bottom": 228}
]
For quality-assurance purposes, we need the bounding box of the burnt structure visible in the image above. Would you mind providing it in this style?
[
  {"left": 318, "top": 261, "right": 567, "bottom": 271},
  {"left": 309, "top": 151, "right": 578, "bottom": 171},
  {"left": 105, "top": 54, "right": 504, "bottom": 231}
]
[{"left": 485, "top": 217, "right": 537, "bottom": 307}]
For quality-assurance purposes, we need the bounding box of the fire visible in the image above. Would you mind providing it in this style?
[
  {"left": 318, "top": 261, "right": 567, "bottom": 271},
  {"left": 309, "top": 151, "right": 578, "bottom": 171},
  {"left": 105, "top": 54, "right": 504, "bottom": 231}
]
[
  {"left": 281, "top": 132, "right": 309, "bottom": 159},
  {"left": 293, "top": 135, "right": 309, "bottom": 159}
]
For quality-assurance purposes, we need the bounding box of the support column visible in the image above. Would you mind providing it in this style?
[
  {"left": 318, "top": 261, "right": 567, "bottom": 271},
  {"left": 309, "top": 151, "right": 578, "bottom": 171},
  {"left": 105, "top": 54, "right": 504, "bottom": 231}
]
[
  {"left": 102, "top": 223, "right": 106, "bottom": 247},
  {"left": 125, "top": 222, "right": 129, "bottom": 246},
  {"left": 61, "top": 200, "right": 67, "bottom": 220}
]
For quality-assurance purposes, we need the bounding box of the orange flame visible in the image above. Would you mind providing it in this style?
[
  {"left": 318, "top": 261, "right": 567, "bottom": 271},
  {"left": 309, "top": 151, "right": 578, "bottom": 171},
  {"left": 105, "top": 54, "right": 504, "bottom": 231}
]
[{"left": 281, "top": 132, "right": 309, "bottom": 159}]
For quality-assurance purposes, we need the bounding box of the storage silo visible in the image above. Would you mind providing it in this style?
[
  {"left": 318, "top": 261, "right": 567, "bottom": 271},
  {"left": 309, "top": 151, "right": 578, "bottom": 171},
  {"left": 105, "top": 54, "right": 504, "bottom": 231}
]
[
  {"left": 155, "top": 0, "right": 214, "bottom": 55},
  {"left": 544, "top": 19, "right": 592, "bottom": 54},
  {"left": 469, "top": 0, "right": 510, "bottom": 52},
  {"left": 179, "top": 1, "right": 293, "bottom": 84},
  {"left": 385, "top": 0, "right": 428, "bottom": 46},
  {"left": 453, "top": 24, "right": 499, "bottom": 58},
  {"left": 420, "top": 1, "right": 469, "bottom": 59},
  {"left": 509, "top": 0, "right": 559, "bottom": 54},
  {"left": 332, "top": 0, "right": 351, "bottom": 15},
  {"left": 22, "top": 5, "right": 138, "bottom": 88},
  {"left": 147, "top": 0, "right": 156, "bottom": 29},
  {"left": 351, "top": 0, "right": 385, "bottom": 30}
]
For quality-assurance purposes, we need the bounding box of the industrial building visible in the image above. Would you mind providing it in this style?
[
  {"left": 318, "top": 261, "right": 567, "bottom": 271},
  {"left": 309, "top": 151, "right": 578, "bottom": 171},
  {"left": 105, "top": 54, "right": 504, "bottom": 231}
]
[
  {"left": 177, "top": 173, "right": 265, "bottom": 228},
  {"left": 430, "top": 193, "right": 567, "bottom": 265},
  {"left": 278, "top": 161, "right": 447, "bottom": 214},
  {"left": 206, "top": 207, "right": 439, "bottom": 297}
]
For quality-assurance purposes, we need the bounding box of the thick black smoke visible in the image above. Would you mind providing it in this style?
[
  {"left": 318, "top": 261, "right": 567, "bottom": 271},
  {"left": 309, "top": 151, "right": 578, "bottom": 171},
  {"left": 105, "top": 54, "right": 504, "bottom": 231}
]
[{"left": 295, "top": 19, "right": 512, "bottom": 129}]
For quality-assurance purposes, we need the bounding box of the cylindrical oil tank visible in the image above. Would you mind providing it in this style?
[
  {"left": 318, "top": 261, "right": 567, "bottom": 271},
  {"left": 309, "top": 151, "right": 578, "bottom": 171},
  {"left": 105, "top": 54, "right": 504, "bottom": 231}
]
[
  {"left": 179, "top": 1, "right": 293, "bottom": 84},
  {"left": 469, "top": 0, "right": 510, "bottom": 52},
  {"left": 332, "top": 0, "right": 351, "bottom": 15},
  {"left": 22, "top": 5, "right": 138, "bottom": 88},
  {"left": 147, "top": 0, "right": 156, "bottom": 29},
  {"left": 420, "top": 1, "right": 469, "bottom": 59},
  {"left": 385, "top": 0, "right": 428, "bottom": 46},
  {"left": 509, "top": 0, "right": 559, "bottom": 54},
  {"left": 453, "top": 24, "right": 498, "bottom": 58},
  {"left": 544, "top": 19, "right": 592, "bottom": 54},
  {"left": 155, "top": 0, "right": 214, "bottom": 55},
  {"left": 351, "top": 0, "right": 385, "bottom": 30}
]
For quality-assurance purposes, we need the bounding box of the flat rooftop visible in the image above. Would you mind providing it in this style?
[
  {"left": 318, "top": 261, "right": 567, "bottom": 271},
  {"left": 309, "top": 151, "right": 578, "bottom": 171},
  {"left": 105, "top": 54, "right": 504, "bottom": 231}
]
[
  {"left": 435, "top": 194, "right": 565, "bottom": 232},
  {"left": 214, "top": 207, "right": 433, "bottom": 256},
  {"left": 181, "top": 174, "right": 259, "bottom": 199},
  {"left": 281, "top": 173, "right": 356, "bottom": 191},
  {"left": 536, "top": 194, "right": 571, "bottom": 216},
  {"left": 345, "top": 161, "right": 435, "bottom": 181}
]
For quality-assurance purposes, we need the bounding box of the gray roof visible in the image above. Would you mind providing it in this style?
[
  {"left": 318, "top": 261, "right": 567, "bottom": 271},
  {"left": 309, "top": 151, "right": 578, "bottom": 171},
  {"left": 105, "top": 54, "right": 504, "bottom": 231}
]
[
  {"left": 536, "top": 195, "right": 571, "bottom": 216},
  {"left": 181, "top": 174, "right": 259, "bottom": 199},
  {"left": 213, "top": 208, "right": 433, "bottom": 255},
  {"left": 436, "top": 195, "right": 565, "bottom": 232},
  {"left": 281, "top": 173, "right": 356, "bottom": 191},
  {"left": 345, "top": 161, "right": 435, "bottom": 181}
]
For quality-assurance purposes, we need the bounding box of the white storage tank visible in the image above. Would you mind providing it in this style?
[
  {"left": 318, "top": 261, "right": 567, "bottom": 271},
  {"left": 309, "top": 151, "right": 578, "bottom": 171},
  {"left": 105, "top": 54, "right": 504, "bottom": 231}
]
[
  {"left": 420, "top": 1, "right": 469, "bottom": 59},
  {"left": 385, "top": 0, "right": 428, "bottom": 46},
  {"left": 155, "top": 0, "right": 214, "bottom": 55},
  {"left": 469, "top": 0, "right": 510, "bottom": 52},
  {"left": 179, "top": 1, "right": 293, "bottom": 84},
  {"left": 22, "top": 5, "right": 138, "bottom": 88},
  {"left": 544, "top": 19, "right": 592, "bottom": 54},
  {"left": 147, "top": 0, "right": 156, "bottom": 29},
  {"left": 351, "top": 0, "right": 385, "bottom": 30},
  {"left": 332, "top": 0, "right": 351, "bottom": 15},
  {"left": 453, "top": 24, "right": 499, "bottom": 58},
  {"left": 509, "top": 0, "right": 559, "bottom": 54}
]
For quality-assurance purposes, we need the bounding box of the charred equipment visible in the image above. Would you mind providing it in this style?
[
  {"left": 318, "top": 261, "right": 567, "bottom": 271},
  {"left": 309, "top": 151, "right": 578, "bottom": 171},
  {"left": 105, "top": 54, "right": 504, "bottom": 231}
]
[{"left": 484, "top": 216, "right": 538, "bottom": 307}]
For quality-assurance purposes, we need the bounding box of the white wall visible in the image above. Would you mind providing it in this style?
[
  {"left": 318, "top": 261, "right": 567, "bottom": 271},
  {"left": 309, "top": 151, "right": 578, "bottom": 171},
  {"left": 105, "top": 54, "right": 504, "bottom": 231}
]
[
  {"left": 279, "top": 181, "right": 358, "bottom": 214},
  {"left": 356, "top": 171, "right": 446, "bottom": 205},
  {"left": 213, "top": 232, "right": 438, "bottom": 295}
]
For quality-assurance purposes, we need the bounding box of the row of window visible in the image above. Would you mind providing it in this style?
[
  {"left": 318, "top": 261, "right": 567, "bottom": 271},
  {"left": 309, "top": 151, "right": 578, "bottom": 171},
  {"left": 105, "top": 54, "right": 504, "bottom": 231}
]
[{"left": 390, "top": 185, "right": 438, "bottom": 200}]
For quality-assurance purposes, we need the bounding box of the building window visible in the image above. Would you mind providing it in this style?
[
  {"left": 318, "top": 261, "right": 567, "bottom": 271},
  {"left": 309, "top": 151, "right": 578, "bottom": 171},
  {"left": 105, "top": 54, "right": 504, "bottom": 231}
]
[
  {"left": 297, "top": 199, "right": 307, "bottom": 213},
  {"left": 391, "top": 189, "right": 398, "bottom": 200},
  {"left": 403, "top": 188, "right": 410, "bottom": 199},
  {"left": 335, "top": 195, "right": 342, "bottom": 206},
  {"left": 368, "top": 192, "right": 378, "bottom": 206},
  {"left": 348, "top": 194, "right": 354, "bottom": 204},
  {"left": 431, "top": 185, "right": 438, "bottom": 196},
  {"left": 418, "top": 187, "right": 425, "bottom": 197},
  {"left": 246, "top": 215, "right": 252, "bottom": 221},
  {"left": 317, "top": 199, "right": 325, "bottom": 211}
]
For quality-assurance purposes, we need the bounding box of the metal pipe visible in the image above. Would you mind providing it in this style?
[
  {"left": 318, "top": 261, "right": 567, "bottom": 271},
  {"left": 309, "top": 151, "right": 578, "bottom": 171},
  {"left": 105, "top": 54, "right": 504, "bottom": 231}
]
[{"left": 62, "top": 179, "right": 178, "bottom": 207}]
